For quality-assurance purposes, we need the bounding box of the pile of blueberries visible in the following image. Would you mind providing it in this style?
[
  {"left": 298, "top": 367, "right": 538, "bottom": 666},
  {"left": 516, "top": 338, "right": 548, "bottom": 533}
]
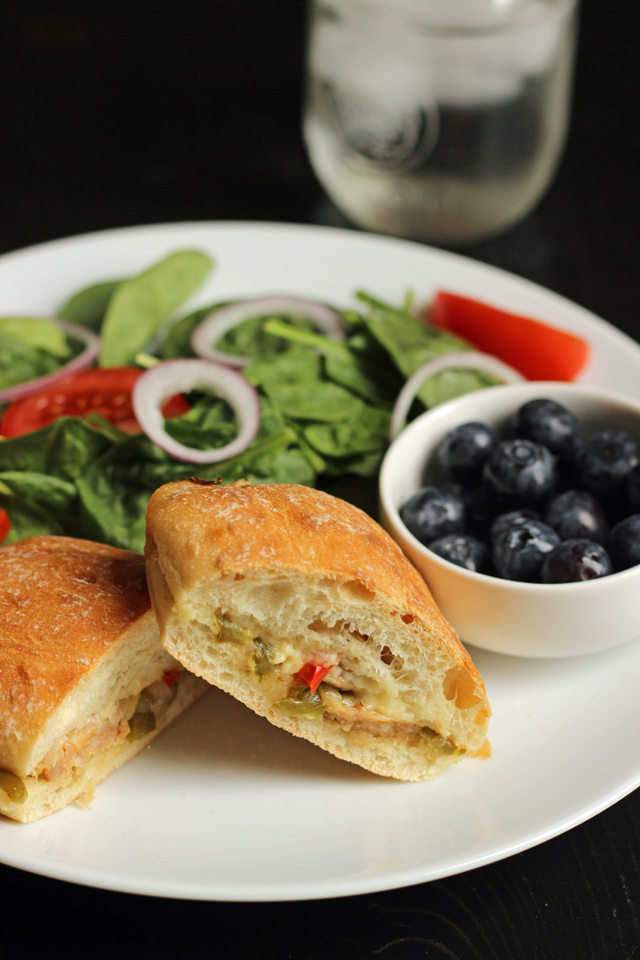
[{"left": 399, "top": 398, "right": 640, "bottom": 583}]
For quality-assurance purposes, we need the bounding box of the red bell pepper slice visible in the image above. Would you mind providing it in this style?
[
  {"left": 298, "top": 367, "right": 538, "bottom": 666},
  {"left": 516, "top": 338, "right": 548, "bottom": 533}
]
[
  {"left": 431, "top": 290, "right": 589, "bottom": 382},
  {"left": 293, "top": 662, "right": 334, "bottom": 695},
  {"left": 0, "top": 509, "right": 10, "bottom": 545},
  {"left": 162, "top": 668, "right": 182, "bottom": 687}
]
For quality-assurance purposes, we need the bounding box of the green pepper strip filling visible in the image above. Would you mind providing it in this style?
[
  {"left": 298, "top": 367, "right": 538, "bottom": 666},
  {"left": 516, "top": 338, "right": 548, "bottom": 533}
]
[
  {"left": 0, "top": 770, "right": 28, "bottom": 804},
  {"left": 271, "top": 685, "right": 325, "bottom": 720}
]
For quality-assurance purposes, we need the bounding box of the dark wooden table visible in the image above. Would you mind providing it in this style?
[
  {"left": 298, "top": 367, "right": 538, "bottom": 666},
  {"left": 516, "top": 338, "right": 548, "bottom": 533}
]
[{"left": 1, "top": 2, "right": 639, "bottom": 957}]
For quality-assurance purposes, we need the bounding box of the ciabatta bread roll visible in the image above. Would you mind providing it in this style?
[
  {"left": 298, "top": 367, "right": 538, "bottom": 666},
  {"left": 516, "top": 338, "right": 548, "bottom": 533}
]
[
  {"left": 0, "top": 536, "right": 208, "bottom": 823},
  {"left": 145, "top": 481, "right": 490, "bottom": 781}
]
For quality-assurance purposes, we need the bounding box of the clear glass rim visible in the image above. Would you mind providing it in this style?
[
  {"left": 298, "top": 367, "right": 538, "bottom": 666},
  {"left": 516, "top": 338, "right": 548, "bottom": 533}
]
[{"left": 313, "top": 0, "right": 579, "bottom": 37}]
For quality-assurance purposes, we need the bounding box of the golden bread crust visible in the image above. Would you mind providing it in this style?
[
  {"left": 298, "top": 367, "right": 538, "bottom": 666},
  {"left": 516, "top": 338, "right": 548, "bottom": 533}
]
[
  {"left": 145, "top": 481, "right": 473, "bottom": 667},
  {"left": 0, "top": 536, "right": 151, "bottom": 773}
]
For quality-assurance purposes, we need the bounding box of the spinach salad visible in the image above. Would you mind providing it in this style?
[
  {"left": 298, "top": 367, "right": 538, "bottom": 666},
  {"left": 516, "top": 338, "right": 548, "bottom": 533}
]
[{"left": 0, "top": 249, "right": 500, "bottom": 553}]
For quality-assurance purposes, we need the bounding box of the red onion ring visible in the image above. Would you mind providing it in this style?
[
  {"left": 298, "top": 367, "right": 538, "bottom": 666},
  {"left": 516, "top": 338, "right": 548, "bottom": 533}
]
[
  {"left": 0, "top": 319, "right": 100, "bottom": 404},
  {"left": 390, "top": 352, "right": 525, "bottom": 442},
  {"left": 191, "top": 296, "right": 346, "bottom": 368},
  {"left": 132, "top": 359, "right": 261, "bottom": 464}
]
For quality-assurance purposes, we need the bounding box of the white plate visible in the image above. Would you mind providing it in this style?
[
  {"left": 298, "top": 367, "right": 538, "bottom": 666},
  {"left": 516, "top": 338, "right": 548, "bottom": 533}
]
[{"left": 2, "top": 221, "right": 640, "bottom": 901}]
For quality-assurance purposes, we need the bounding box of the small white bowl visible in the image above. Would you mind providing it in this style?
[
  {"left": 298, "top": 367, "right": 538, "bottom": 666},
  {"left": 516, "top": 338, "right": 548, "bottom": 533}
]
[{"left": 379, "top": 382, "right": 640, "bottom": 658}]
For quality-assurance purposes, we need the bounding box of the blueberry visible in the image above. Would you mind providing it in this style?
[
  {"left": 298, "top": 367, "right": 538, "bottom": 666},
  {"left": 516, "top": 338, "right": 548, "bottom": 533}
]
[
  {"left": 484, "top": 439, "right": 558, "bottom": 501},
  {"left": 608, "top": 515, "right": 640, "bottom": 571},
  {"left": 542, "top": 539, "right": 613, "bottom": 583},
  {"left": 544, "top": 489, "right": 609, "bottom": 544},
  {"left": 459, "top": 483, "right": 512, "bottom": 539},
  {"left": 626, "top": 464, "right": 640, "bottom": 512},
  {"left": 515, "top": 398, "right": 578, "bottom": 457},
  {"left": 490, "top": 508, "right": 540, "bottom": 544},
  {"left": 428, "top": 534, "right": 489, "bottom": 573},
  {"left": 400, "top": 486, "right": 465, "bottom": 545},
  {"left": 492, "top": 518, "right": 560, "bottom": 581},
  {"left": 436, "top": 421, "right": 499, "bottom": 483},
  {"left": 576, "top": 431, "right": 640, "bottom": 501}
]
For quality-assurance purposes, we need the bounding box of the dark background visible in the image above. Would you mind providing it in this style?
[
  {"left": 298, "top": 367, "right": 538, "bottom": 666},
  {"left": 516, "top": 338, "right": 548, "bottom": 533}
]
[{"left": 1, "top": 2, "right": 640, "bottom": 957}]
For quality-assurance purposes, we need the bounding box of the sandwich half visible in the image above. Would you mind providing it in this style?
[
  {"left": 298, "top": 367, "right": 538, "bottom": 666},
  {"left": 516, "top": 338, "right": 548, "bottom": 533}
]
[
  {"left": 145, "top": 480, "right": 490, "bottom": 781},
  {"left": 0, "top": 536, "right": 208, "bottom": 823}
]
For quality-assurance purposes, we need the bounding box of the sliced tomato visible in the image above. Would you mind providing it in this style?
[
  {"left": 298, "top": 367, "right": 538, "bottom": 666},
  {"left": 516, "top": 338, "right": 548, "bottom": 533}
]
[
  {"left": 293, "top": 662, "right": 334, "bottom": 695},
  {"left": 0, "top": 366, "right": 190, "bottom": 438},
  {"left": 431, "top": 291, "right": 590, "bottom": 382},
  {"left": 0, "top": 509, "right": 10, "bottom": 545}
]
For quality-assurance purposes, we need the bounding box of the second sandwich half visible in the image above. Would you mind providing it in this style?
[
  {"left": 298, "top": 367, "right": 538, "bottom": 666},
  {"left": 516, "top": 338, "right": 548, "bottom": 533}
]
[{"left": 0, "top": 536, "right": 208, "bottom": 822}]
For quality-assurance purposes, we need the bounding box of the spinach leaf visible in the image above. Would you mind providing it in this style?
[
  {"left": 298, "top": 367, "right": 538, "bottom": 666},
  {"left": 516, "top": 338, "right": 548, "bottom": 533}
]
[
  {"left": 303, "top": 403, "right": 391, "bottom": 457},
  {"left": 285, "top": 421, "right": 327, "bottom": 474},
  {"left": 70, "top": 430, "right": 168, "bottom": 550},
  {"left": 99, "top": 250, "right": 213, "bottom": 366},
  {"left": 355, "top": 292, "right": 503, "bottom": 409},
  {"left": 244, "top": 351, "right": 322, "bottom": 390},
  {"left": 76, "top": 466, "right": 151, "bottom": 552},
  {"left": 323, "top": 349, "right": 395, "bottom": 406},
  {"left": 356, "top": 291, "right": 468, "bottom": 376},
  {"left": 258, "top": 317, "right": 394, "bottom": 406},
  {"left": 45, "top": 417, "right": 115, "bottom": 481},
  {"left": 0, "top": 417, "right": 114, "bottom": 477},
  {"left": 0, "top": 317, "right": 71, "bottom": 356},
  {"left": 0, "top": 471, "right": 79, "bottom": 542},
  {"left": 198, "top": 398, "right": 312, "bottom": 486},
  {"left": 57, "top": 280, "right": 122, "bottom": 330},
  {"left": 159, "top": 298, "right": 309, "bottom": 364},
  {"left": 0, "top": 418, "right": 120, "bottom": 544},
  {"left": 204, "top": 434, "right": 314, "bottom": 487},
  {"left": 0, "top": 472, "right": 77, "bottom": 514},
  {"left": 419, "top": 368, "right": 501, "bottom": 408},
  {"left": 164, "top": 399, "right": 310, "bottom": 489},
  {"left": 164, "top": 395, "right": 238, "bottom": 451},
  {"left": 0, "top": 423, "right": 55, "bottom": 473},
  {"left": 263, "top": 380, "right": 366, "bottom": 423},
  {"left": 319, "top": 449, "right": 384, "bottom": 478},
  {"left": 159, "top": 303, "right": 226, "bottom": 360},
  {"left": 242, "top": 446, "right": 314, "bottom": 486},
  {"left": 0, "top": 337, "right": 67, "bottom": 391},
  {"left": 0, "top": 316, "right": 78, "bottom": 392},
  {"left": 216, "top": 314, "right": 315, "bottom": 362},
  {"left": 0, "top": 499, "right": 68, "bottom": 543}
]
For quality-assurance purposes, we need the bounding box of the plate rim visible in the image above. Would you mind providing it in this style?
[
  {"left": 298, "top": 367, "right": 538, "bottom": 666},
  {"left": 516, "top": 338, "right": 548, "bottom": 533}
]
[{"left": 2, "top": 761, "right": 640, "bottom": 902}]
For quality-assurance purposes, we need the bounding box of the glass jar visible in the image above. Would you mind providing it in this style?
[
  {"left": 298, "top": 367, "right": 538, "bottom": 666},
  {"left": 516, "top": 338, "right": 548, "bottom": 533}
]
[{"left": 303, "top": 0, "right": 579, "bottom": 244}]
